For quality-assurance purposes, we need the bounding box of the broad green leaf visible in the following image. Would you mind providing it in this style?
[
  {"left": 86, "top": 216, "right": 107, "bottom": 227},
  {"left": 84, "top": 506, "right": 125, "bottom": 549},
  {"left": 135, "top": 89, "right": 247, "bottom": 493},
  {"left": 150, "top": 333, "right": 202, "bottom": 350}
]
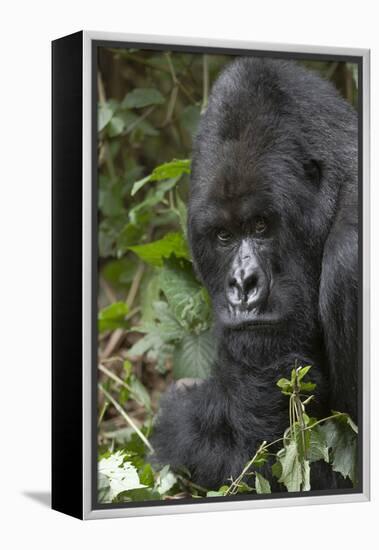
[
  {"left": 308, "top": 425, "right": 329, "bottom": 463},
  {"left": 120, "top": 110, "right": 158, "bottom": 137},
  {"left": 251, "top": 448, "right": 269, "bottom": 468},
  {"left": 180, "top": 105, "right": 201, "bottom": 137},
  {"left": 255, "top": 473, "right": 271, "bottom": 494},
  {"left": 98, "top": 103, "right": 114, "bottom": 132},
  {"left": 300, "top": 381, "right": 316, "bottom": 392},
  {"left": 128, "top": 178, "right": 180, "bottom": 223},
  {"left": 108, "top": 116, "right": 125, "bottom": 137},
  {"left": 140, "top": 273, "right": 162, "bottom": 323},
  {"left": 131, "top": 159, "right": 190, "bottom": 196},
  {"left": 138, "top": 463, "right": 155, "bottom": 487},
  {"left": 98, "top": 452, "right": 146, "bottom": 502},
  {"left": 150, "top": 159, "right": 191, "bottom": 181},
  {"left": 173, "top": 330, "right": 215, "bottom": 379},
  {"left": 98, "top": 301, "right": 129, "bottom": 333},
  {"left": 320, "top": 416, "right": 358, "bottom": 484},
  {"left": 159, "top": 258, "right": 212, "bottom": 331},
  {"left": 116, "top": 222, "right": 145, "bottom": 253},
  {"left": 277, "top": 377, "right": 292, "bottom": 394},
  {"left": 207, "top": 485, "right": 229, "bottom": 497},
  {"left": 156, "top": 465, "right": 177, "bottom": 495},
  {"left": 129, "top": 232, "right": 189, "bottom": 267},
  {"left": 277, "top": 440, "right": 310, "bottom": 492},
  {"left": 129, "top": 374, "right": 152, "bottom": 412},
  {"left": 122, "top": 88, "right": 165, "bottom": 109},
  {"left": 130, "top": 175, "right": 151, "bottom": 197},
  {"left": 296, "top": 365, "right": 312, "bottom": 382}
]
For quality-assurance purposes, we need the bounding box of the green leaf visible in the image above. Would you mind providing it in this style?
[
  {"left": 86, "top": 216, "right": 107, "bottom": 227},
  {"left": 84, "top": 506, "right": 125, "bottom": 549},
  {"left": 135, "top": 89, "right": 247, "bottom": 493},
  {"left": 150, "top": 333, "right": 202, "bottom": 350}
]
[
  {"left": 308, "top": 425, "right": 329, "bottom": 463},
  {"left": 156, "top": 465, "right": 177, "bottom": 495},
  {"left": 150, "top": 159, "right": 191, "bottom": 181},
  {"left": 107, "top": 116, "right": 125, "bottom": 137},
  {"left": 255, "top": 473, "right": 271, "bottom": 494},
  {"left": 129, "top": 375, "right": 152, "bottom": 412},
  {"left": 300, "top": 381, "right": 316, "bottom": 392},
  {"left": 173, "top": 330, "right": 215, "bottom": 379},
  {"left": 277, "top": 440, "right": 310, "bottom": 492},
  {"left": 116, "top": 222, "right": 145, "bottom": 254},
  {"left": 122, "top": 88, "right": 165, "bottom": 109},
  {"left": 129, "top": 232, "right": 189, "bottom": 267},
  {"left": 159, "top": 258, "right": 212, "bottom": 331},
  {"left": 131, "top": 159, "right": 190, "bottom": 196},
  {"left": 320, "top": 416, "right": 358, "bottom": 484},
  {"left": 98, "top": 301, "right": 129, "bottom": 333},
  {"left": 296, "top": 365, "right": 312, "bottom": 382},
  {"left": 98, "top": 452, "right": 146, "bottom": 502},
  {"left": 277, "top": 377, "right": 292, "bottom": 394},
  {"left": 138, "top": 463, "right": 155, "bottom": 487},
  {"left": 98, "top": 103, "right": 114, "bottom": 132},
  {"left": 140, "top": 273, "right": 162, "bottom": 323},
  {"left": 128, "top": 178, "right": 179, "bottom": 223},
  {"left": 130, "top": 175, "right": 152, "bottom": 197},
  {"left": 180, "top": 105, "right": 201, "bottom": 137}
]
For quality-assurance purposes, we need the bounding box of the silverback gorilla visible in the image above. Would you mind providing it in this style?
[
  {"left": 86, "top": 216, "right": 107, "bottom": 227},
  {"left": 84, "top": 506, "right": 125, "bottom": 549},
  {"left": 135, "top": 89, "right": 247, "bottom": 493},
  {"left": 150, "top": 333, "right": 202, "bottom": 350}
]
[{"left": 152, "top": 57, "right": 358, "bottom": 491}]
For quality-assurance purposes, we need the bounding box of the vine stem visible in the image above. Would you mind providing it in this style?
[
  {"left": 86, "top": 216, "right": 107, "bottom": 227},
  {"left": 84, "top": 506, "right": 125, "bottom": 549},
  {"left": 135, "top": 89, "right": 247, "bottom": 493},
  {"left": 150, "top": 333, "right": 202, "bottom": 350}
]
[
  {"left": 98, "top": 383, "right": 154, "bottom": 453},
  {"left": 224, "top": 440, "right": 267, "bottom": 496}
]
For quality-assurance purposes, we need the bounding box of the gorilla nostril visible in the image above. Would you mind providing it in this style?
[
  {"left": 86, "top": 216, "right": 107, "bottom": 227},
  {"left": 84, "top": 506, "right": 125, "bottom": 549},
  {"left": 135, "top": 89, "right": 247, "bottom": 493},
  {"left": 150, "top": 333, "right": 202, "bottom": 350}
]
[{"left": 227, "top": 266, "right": 268, "bottom": 309}]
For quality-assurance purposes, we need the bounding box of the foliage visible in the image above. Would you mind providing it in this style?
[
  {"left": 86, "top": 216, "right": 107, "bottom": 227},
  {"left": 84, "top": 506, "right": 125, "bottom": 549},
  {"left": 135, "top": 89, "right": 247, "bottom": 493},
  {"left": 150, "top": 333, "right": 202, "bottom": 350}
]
[
  {"left": 207, "top": 366, "right": 358, "bottom": 497},
  {"left": 96, "top": 48, "right": 359, "bottom": 503}
]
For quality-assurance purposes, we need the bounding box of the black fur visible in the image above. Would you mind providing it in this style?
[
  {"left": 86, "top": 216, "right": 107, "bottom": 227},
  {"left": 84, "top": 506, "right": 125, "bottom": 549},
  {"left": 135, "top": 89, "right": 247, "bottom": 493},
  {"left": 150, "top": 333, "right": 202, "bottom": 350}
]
[{"left": 152, "top": 58, "right": 358, "bottom": 491}]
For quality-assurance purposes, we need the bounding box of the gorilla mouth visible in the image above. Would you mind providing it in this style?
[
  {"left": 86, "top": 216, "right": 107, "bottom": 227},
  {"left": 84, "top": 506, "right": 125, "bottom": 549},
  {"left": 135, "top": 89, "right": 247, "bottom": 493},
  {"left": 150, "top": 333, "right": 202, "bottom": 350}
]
[
  {"left": 219, "top": 307, "right": 284, "bottom": 330},
  {"left": 227, "top": 319, "right": 284, "bottom": 331}
]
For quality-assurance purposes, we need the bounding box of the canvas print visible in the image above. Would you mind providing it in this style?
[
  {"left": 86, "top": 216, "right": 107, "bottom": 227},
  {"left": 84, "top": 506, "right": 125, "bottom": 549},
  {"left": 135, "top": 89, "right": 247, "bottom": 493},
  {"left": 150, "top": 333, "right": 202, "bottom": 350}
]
[{"left": 96, "top": 46, "right": 359, "bottom": 506}]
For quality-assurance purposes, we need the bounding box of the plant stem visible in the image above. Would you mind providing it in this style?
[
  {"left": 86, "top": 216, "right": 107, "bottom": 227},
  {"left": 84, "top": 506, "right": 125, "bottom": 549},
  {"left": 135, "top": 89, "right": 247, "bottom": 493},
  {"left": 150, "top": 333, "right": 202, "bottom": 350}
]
[
  {"left": 224, "top": 440, "right": 267, "bottom": 496},
  {"left": 98, "top": 383, "right": 154, "bottom": 453}
]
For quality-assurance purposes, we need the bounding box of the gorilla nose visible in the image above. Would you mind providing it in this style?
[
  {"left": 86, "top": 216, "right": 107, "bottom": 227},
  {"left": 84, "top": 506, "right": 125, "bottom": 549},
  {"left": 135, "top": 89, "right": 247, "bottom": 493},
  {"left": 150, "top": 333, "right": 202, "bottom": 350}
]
[{"left": 227, "top": 265, "right": 268, "bottom": 310}]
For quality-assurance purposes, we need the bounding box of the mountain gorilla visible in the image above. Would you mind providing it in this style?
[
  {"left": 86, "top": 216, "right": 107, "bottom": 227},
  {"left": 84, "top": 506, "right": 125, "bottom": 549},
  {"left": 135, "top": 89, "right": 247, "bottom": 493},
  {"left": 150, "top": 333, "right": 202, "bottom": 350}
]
[{"left": 152, "top": 58, "right": 358, "bottom": 490}]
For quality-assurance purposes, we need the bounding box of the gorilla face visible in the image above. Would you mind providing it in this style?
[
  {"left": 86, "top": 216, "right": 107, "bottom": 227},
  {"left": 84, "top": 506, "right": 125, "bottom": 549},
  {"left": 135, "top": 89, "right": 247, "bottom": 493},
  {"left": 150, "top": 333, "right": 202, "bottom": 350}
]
[{"left": 189, "top": 137, "right": 334, "bottom": 348}]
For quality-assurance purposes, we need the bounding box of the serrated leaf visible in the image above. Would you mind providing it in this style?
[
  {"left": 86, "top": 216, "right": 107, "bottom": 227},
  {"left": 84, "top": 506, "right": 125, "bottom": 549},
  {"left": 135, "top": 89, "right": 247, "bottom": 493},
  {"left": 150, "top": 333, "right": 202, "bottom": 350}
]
[
  {"left": 122, "top": 88, "right": 165, "bottom": 109},
  {"left": 173, "top": 330, "right": 215, "bottom": 379},
  {"left": 278, "top": 440, "right": 310, "bottom": 492},
  {"left": 129, "top": 232, "right": 189, "bottom": 267},
  {"left": 308, "top": 425, "right": 329, "bottom": 463},
  {"left": 98, "top": 452, "right": 146, "bottom": 502},
  {"left": 159, "top": 258, "right": 212, "bottom": 331},
  {"left": 320, "top": 416, "right": 357, "bottom": 484},
  {"left": 255, "top": 473, "right": 271, "bottom": 494}
]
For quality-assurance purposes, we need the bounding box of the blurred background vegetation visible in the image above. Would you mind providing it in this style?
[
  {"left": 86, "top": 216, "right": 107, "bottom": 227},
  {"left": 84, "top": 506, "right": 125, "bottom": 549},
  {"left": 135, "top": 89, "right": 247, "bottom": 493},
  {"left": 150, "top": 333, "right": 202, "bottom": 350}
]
[{"left": 96, "top": 47, "right": 358, "bottom": 503}]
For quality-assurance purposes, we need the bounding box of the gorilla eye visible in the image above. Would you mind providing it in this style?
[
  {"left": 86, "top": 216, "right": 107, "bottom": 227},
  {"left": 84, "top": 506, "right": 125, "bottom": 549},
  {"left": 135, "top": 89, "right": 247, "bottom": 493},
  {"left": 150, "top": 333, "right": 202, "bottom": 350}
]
[
  {"left": 255, "top": 217, "right": 268, "bottom": 235},
  {"left": 217, "top": 230, "right": 233, "bottom": 244}
]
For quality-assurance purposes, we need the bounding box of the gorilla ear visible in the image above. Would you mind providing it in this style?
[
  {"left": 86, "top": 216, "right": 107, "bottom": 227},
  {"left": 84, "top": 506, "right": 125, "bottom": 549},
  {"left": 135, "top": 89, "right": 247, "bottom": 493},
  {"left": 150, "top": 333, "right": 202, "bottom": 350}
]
[{"left": 318, "top": 197, "right": 358, "bottom": 419}]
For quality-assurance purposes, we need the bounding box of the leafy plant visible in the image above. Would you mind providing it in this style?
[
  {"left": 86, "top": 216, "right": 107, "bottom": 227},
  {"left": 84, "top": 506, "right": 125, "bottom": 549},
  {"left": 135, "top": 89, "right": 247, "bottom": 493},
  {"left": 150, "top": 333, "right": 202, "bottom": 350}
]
[{"left": 207, "top": 366, "right": 358, "bottom": 497}]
